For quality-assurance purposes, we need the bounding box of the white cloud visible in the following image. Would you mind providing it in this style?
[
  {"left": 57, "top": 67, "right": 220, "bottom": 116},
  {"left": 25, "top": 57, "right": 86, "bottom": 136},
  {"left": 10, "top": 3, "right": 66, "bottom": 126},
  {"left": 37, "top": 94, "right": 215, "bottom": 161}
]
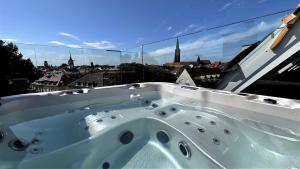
[
  {"left": 49, "top": 39, "right": 116, "bottom": 49},
  {"left": 136, "top": 37, "right": 145, "bottom": 44},
  {"left": 188, "top": 24, "right": 196, "bottom": 28},
  {"left": 218, "top": 0, "right": 238, "bottom": 12},
  {"left": 2, "top": 38, "right": 18, "bottom": 42},
  {"left": 174, "top": 31, "right": 183, "bottom": 36},
  {"left": 23, "top": 42, "right": 34, "bottom": 45},
  {"left": 174, "top": 24, "right": 205, "bottom": 37},
  {"left": 148, "top": 19, "right": 280, "bottom": 57},
  {"left": 59, "top": 32, "right": 80, "bottom": 41},
  {"left": 83, "top": 41, "right": 116, "bottom": 49},
  {"left": 52, "top": 32, "right": 116, "bottom": 49},
  {"left": 147, "top": 46, "right": 174, "bottom": 57},
  {"left": 66, "top": 44, "right": 81, "bottom": 48},
  {"left": 167, "top": 26, "right": 173, "bottom": 31},
  {"left": 222, "top": 20, "right": 280, "bottom": 44},
  {"left": 194, "top": 26, "right": 206, "bottom": 32},
  {"left": 257, "top": 0, "right": 268, "bottom": 4},
  {"left": 49, "top": 41, "right": 64, "bottom": 45},
  {"left": 49, "top": 41, "right": 81, "bottom": 48}
]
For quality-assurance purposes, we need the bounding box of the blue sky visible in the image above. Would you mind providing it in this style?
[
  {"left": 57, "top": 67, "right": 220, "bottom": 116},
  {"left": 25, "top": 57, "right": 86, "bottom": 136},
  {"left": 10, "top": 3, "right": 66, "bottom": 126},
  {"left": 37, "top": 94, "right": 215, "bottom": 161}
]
[{"left": 0, "top": 0, "right": 299, "bottom": 65}]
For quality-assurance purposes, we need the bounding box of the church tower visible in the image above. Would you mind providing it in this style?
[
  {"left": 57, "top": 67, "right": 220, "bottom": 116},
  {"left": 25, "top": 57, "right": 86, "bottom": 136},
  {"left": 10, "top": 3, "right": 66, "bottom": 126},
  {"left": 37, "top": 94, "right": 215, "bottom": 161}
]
[
  {"left": 68, "top": 52, "right": 74, "bottom": 68},
  {"left": 197, "top": 56, "right": 201, "bottom": 64},
  {"left": 174, "top": 38, "right": 180, "bottom": 63}
]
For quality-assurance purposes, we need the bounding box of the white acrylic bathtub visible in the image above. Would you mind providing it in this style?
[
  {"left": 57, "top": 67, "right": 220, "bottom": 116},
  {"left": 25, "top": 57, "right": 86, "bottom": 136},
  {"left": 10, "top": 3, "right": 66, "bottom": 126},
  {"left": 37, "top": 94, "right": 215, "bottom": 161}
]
[{"left": 0, "top": 82, "right": 299, "bottom": 168}]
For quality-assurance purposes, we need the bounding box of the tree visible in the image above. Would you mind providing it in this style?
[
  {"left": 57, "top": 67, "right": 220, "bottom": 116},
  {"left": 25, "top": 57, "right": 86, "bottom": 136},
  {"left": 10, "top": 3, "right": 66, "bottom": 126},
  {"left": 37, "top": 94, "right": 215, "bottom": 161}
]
[
  {"left": 44, "top": 61, "right": 49, "bottom": 67},
  {"left": 0, "top": 40, "right": 37, "bottom": 96},
  {"left": 118, "top": 63, "right": 176, "bottom": 83}
]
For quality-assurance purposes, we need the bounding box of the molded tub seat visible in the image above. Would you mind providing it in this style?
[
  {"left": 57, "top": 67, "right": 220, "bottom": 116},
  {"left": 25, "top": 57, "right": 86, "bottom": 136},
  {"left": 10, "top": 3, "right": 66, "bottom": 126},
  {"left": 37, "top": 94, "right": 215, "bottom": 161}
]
[{"left": 19, "top": 118, "right": 219, "bottom": 169}]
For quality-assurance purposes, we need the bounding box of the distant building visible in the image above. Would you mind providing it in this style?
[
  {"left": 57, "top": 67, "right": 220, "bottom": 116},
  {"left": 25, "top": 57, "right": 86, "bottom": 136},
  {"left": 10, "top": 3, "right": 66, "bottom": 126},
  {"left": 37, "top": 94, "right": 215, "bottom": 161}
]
[
  {"left": 176, "top": 67, "right": 221, "bottom": 87},
  {"left": 176, "top": 69, "right": 196, "bottom": 86},
  {"left": 69, "top": 71, "right": 105, "bottom": 88},
  {"left": 164, "top": 59, "right": 212, "bottom": 69},
  {"left": 164, "top": 40, "right": 212, "bottom": 69},
  {"left": 44, "top": 61, "right": 49, "bottom": 68},
  {"left": 198, "top": 60, "right": 211, "bottom": 67},
  {"left": 77, "top": 65, "right": 92, "bottom": 74},
  {"left": 210, "top": 61, "right": 224, "bottom": 69},
  {"left": 164, "top": 61, "right": 197, "bottom": 69},
  {"left": 31, "top": 70, "right": 76, "bottom": 92},
  {"left": 95, "top": 65, "right": 116, "bottom": 70},
  {"left": 174, "top": 38, "right": 180, "bottom": 62},
  {"left": 69, "top": 70, "right": 137, "bottom": 88},
  {"left": 197, "top": 56, "right": 201, "bottom": 64},
  {"left": 68, "top": 53, "right": 74, "bottom": 68}
]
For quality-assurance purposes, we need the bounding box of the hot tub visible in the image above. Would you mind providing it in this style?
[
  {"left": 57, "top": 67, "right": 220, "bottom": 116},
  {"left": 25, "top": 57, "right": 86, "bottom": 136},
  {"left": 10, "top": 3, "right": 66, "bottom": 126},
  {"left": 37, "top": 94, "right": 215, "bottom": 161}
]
[{"left": 0, "top": 83, "right": 299, "bottom": 168}]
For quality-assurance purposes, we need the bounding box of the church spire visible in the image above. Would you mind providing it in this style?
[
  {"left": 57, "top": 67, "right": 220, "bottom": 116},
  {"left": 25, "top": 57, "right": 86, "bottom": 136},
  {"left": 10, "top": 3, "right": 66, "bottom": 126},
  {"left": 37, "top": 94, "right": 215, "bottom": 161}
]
[
  {"left": 176, "top": 38, "right": 179, "bottom": 49},
  {"left": 197, "top": 55, "right": 201, "bottom": 64},
  {"left": 68, "top": 51, "right": 74, "bottom": 68},
  {"left": 174, "top": 38, "right": 181, "bottom": 63},
  {"left": 69, "top": 51, "right": 73, "bottom": 60}
]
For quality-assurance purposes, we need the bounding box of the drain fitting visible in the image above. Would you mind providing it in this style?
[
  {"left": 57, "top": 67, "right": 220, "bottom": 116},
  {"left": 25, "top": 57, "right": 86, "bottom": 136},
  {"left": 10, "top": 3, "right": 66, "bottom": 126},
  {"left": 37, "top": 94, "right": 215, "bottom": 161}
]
[
  {"left": 143, "top": 100, "right": 150, "bottom": 105},
  {"left": 0, "top": 131, "right": 5, "bottom": 143},
  {"left": 30, "top": 147, "right": 42, "bottom": 154},
  {"left": 8, "top": 139, "right": 29, "bottom": 151},
  {"left": 156, "top": 130, "right": 170, "bottom": 144},
  {"left": 198, "top": 128, "right": 205, "bottom": 133},
  {"left": 102, "top": 162, "right": 110, "bottom": 169},
  {"left": 151, "top": 103, "right": 158, "bottom": 108},
  {"left": 196, "top": 115, "right": 202, "bottom": 119},
  {"left": 158, "top": 111, "right": 167, "bottom": 117},
  {"left": 31, "top": 138, "right": 41, "bottom": 145},
  {"left": 224, "top": 129, "right": 231, "bottom": 135},
  {"left": 184, "top": 121, "right": 190, "bottom": 125},
  {"left": 178, "top": 141, "right": 191, "bottom": 158},
  {"left": 212, "top": 137, "right": 220, "bottom": 145},
  {"left": 170, "top": 107, "right": 177, "bottom": 111},
  {"left": 119, "top": 131, "right": 134, "bottom": 144}
]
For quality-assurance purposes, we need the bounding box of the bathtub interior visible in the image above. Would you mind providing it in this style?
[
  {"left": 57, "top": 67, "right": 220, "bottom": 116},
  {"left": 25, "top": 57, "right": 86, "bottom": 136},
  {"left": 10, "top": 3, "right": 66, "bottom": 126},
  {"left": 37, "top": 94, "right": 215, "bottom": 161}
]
[
  {"left": 11, "top": 118, "right": 220, "bottom": 169},
  {"left": 0, "top": 83, "right": 300, "bottom": 168}
]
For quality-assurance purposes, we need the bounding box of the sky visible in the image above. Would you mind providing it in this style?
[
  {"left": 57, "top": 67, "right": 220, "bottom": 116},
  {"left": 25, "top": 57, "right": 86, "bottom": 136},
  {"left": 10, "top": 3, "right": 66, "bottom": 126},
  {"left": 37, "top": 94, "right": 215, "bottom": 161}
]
[{"left": 0, "top": 0, "right": 299, "bottom": 65}]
